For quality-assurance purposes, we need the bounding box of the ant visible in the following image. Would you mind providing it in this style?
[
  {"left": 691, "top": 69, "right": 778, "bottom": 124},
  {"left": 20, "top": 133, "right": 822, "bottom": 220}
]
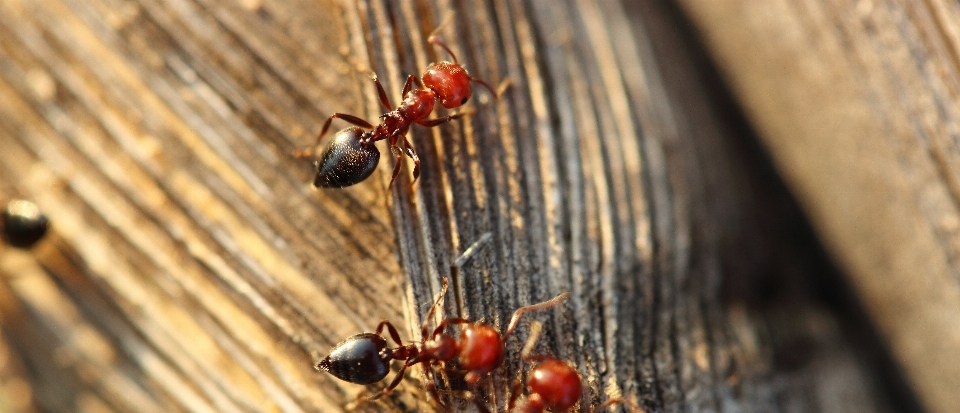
[
  {"left": 296, "top": 18, "right": 502, "bottom": 188},
  {"left": 317, "top": 279, "right": 569, "bottom": 409},
  {"left": 2, "top": 199, "right": 48, "bottom": 249},
  {"left": 506, "top": 322, "right": 646, "bottom": 413},
  {"left": 317, "top": 233, "right": 569, "bottom": 410}
]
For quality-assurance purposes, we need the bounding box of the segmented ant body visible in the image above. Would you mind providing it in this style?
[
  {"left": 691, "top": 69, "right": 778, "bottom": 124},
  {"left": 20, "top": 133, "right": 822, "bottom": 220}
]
[
  {"left": 2, "top": 199, "right": 48, "bottom": 249},
  {"left": 297, "top": 23, "right": 499, "bottom": 188},
  {"left": 317, "top": 279, "right": 570, "bottom": 409},
  {"left": 508, "top": 322, "right": 645, "bottom": 413}
]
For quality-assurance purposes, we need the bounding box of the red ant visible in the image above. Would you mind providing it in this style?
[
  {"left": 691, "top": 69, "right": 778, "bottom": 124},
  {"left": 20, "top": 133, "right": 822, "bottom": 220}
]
[
  {"left": 296, "top": 19, "right": 501, "bottom": 188},
  {"left": 507, "top": 322, "right": 646, "bottom": 413},
  {"left": 316, "top": 280, "right": 570, "bottom": 410}
]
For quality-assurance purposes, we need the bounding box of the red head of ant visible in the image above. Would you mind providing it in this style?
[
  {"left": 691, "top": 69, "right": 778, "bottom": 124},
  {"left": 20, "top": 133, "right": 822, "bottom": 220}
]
[
  {"left": 508, "top": 322, "right": 646, "bottom": 413},
  {"left": 296, "top": 20, "right": 502, "bottom": 188},
  {"left": 316, "top": 280, "right": 570, "bottom": 410}
]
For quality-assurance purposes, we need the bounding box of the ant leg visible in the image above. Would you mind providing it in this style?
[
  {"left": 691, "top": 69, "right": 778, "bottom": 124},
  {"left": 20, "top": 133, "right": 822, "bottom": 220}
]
[
  {"left": 373, "top": 74, "right": 419, "bottom": 108},
  {"left": 388, "top": 139, "right": 404, "bottom": 187},
  {"left": 422, "top": 363, "right": 453, "bottom": 412},
  {"left": 515, "top": 321, "right": 562, "bottom": 360},
  {"left": 508, "top": 378, "right": 524, "bottom": 410},
  {"left": 401, "top": 74, "right": 418, "bottom": 96},
  {"left": 375, "top": 321, "right": 405, "bottom": 347},
  {"left": 427, "top": 14, "right": 459, "bottom": 65},
  {"left": 385, "top": 134, "right": 420, "bottom": 186},
  {"left": 416, "top": 110, "right": 472, "bottom": 128},
  {"left": 430, "top": 384, "right": 490, "bottom": 413},
  {"left": 503, "top": 292, "right": 571, "bottom": 341},
  {"left": 401, "top": 136, "right": 421, "bottom": 182},
  {"left": 421, "top": 278, "right": 451, "bottom": 337},
  {"left": 293, "top": 113, "right": 373, "bottom": 158},
  {"left": 519, "top": 321, "right": 544, "bottom": 360},
  {"left": 371, "top": 74, "right": 393, "bottom": 111},
  {"left": 368, "top": 359, "right": 414, "bottom": 401}
]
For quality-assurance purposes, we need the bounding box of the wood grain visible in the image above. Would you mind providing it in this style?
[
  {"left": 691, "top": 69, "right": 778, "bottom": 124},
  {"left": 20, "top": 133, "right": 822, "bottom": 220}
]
[
  {"left": 0, "top": 0, "right": 909, "bottom": 412},
  {"left": 677, "top": 1, "right": 960, "bottom": 412}
]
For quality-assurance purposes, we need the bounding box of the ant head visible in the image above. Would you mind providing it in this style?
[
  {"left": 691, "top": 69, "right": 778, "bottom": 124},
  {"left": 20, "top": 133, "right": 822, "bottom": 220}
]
[
  {"left": 421, "top": 62, "right": 472, "bottom": 109},
  {"left": 313, "top": 127, "right": 380, "bottom": 188},
  {"left": 527, "top": 359, "right": 583, "bottom": 412},
  {"left": 316, "top": 333, "right": 392, "bottom": 385},
  {"left": 455, "top": 324, "right": 505, "bottom": 383}
]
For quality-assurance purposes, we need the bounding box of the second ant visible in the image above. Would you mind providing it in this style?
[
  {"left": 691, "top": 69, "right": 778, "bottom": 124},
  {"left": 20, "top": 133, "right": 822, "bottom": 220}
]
[
  {"left": 317, "top": 278, "right": 569, "bottom": 411},
  {"left": 297, "top": 19, "right": 502, "bottom": 188}
]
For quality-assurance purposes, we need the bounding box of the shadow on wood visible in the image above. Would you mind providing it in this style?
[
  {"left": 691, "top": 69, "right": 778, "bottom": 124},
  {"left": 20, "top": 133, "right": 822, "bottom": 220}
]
[{"left": 0, "top": 0, "right": 916, "bottom": 412}]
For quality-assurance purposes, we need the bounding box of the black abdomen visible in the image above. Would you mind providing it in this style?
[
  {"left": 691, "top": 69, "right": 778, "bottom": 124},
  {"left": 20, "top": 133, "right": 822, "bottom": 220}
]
[{"left": 316, "top": 333, "right": 390, "bottom": 384}]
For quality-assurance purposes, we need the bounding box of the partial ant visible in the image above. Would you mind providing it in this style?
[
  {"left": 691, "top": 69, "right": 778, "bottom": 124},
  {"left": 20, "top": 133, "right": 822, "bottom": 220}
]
[
  {"left": 316, "top": 234, "right": 569, "bottom": 410},
  {"left": 2, "top": 199, "right": 48, "bottom": 249},
  {"left": 507, "top": 322, "right": 646, "bottom": 413},
  {"left": 296, "top": 18, "right": 502, "bottom": 188},
  {"left": 318, "top": 279, "right": 569, "bottom": 409}
]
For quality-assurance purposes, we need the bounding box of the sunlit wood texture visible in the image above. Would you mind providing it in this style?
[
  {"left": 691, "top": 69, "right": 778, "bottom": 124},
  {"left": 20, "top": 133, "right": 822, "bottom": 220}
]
[
  {"left": 676, "top": 1, "right": 960, "bottom": 413},
  {"left": 0, "top": 0, "right": 907, "bottom": 412}
]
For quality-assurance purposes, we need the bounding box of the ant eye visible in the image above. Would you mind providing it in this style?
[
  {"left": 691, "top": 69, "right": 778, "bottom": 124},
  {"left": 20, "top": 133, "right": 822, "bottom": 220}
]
[{"left": 461, "top": 96, "right": 469, "bottom": 105}]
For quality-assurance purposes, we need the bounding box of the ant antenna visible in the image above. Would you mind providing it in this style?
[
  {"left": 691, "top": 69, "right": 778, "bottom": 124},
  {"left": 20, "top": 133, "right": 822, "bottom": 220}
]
[
  {"left": 503, "top": 292, "right": 570, "bottom": 340},
  {"left": 422, "top": 277, "right": 451, "bottom": 335},
  {"left": 428, "top": 13, "right": 460, "bottom": 65},
  {"left": 520, "top": 321, "right": 544, "bottom": 359},
  {"left": 471, "top": 77, "right": 500, "bottom": 100}
]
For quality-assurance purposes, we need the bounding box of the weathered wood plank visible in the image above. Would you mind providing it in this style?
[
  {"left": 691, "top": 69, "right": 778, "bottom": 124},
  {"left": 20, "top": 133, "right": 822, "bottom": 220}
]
[
  {"left": 0, "top": 0, "right": 906, "bottom": 412},
  {"left": 677, "top": 1, "right": 960, "bottom": 412}
]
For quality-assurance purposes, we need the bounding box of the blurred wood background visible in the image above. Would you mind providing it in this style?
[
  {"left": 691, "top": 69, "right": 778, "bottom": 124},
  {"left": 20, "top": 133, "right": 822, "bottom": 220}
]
[
  {"left": 676, "top": 1, "right": 960, "bottom": 412},
  {"left": 0, "top": 0, "right": 951, "bottom": 412}
]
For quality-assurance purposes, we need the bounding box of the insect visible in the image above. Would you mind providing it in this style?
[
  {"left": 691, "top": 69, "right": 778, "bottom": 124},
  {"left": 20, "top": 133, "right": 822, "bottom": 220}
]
[
  {"left": 295, "top": 19, "right": 500, "bottom": 188},
  {"left": 317, "top": 274, "right": 570, "bottom": 409},
  {"left": 2, "top": 199, "right": 49, "bottom": 249},
  {"left": 507, "top": 322, "right": 645, "bottom": 413}
]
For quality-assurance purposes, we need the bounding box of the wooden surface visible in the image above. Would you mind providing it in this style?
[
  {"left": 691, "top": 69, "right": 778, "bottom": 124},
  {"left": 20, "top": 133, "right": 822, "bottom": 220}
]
[
  {"left": 0, "top": 0, "right": 914, "bottom": 412},
  {"left": 677, "top": 1, "right": 960, "bottom": 413}
]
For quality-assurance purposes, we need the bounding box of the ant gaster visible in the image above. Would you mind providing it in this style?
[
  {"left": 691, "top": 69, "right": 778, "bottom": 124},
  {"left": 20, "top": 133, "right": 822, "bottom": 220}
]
[
  {"left": 317, "top": 279, "right": 570, "bottom": 409},
  {"left": 296, "top": 20, "right": 501, "bottom": 188},
  {"left": 507, "top": 322, "right": 645, "bottom": 413},
  {"left": 2, "top": 199, "right": 48, "bottom": 249}
]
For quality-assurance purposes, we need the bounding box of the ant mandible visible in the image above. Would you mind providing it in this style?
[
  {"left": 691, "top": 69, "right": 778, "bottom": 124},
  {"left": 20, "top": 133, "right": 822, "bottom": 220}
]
[
  {"left": 296, "top": 18, "right": 501, "bottom": 188},
  {"left": 507, "top": 322, "right": 646, "bottom": 413},
  {"left": 317, "top": 281, "right": 570, "bottom": 410}
]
